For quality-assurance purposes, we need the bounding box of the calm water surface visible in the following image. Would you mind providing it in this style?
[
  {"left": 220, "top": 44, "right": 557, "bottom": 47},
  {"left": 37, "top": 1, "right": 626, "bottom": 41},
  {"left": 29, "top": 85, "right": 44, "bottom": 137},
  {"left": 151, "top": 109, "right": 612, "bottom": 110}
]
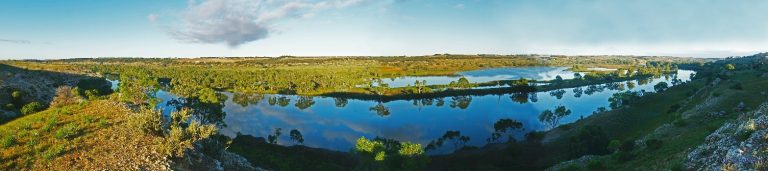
[
  {"left": 115, "top": 69, "right": 694, "bottom": 154},
  {"left": 380, "top": 67, "right": 582, "bottom": 87}
]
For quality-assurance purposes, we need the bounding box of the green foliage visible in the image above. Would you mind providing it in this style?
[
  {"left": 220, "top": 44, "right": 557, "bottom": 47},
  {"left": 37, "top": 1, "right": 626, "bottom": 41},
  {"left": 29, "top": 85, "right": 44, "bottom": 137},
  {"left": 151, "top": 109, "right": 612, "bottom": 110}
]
[
  {"left": 645, "top": 139, "right": 663, "bottom": 150},
  {"left": 42, "top": 144, "right": 66, "bottom": 160},
  {"left": 654, "top": 82, "right": 669, "bottom": 92},
  {"left": 609, "top": 91, "right": 641, "bottom": 109},
  {"left": 448, "top": 77, "right": 474, "bottom": 89},
  {"left": 568, "top": 126, "right": 610, "bottom": 157},
  {"left": 127, "top": 109, "right": 163, "bottom": 136},
  {"left": 161, "top": 121, "right": 217, "bottom": 158},
  {"left": 54, "top": 123, "right": 81, "bottom": 140},
  {"left": 20, "top": 102, "right": 44, "bottom": 115},
  {"left": 1, "top": 135, "right": 16, "bottom": 148},
  {"left": 354, "top": 137, "right": 428, "bottom": 171},
  {"left": 11, "top": 91, "right": 22, "bottom": 100},
  {"left": 607, "top": 140, "right": 621, "bottom": 153},
  {"left": 725, "top": 63, "right": 736, "bottom": 70}
]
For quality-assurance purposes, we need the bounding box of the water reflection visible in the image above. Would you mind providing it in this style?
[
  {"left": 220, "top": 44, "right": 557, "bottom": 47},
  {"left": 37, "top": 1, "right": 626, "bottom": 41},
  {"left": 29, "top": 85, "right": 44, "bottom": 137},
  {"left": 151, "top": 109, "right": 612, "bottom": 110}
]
[
  {"left": 143, "top": 70, "right": 695, "bottom": 155},
  {"left": 381, "top": 67, "right": 582, "bottom": 87}
]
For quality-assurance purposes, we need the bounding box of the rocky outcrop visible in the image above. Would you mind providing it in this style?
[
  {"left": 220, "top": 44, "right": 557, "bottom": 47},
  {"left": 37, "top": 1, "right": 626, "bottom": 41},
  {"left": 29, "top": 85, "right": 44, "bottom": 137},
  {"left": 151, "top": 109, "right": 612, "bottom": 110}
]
[{"left": 686, "top": 103, "right": 768, "bottom": 170}]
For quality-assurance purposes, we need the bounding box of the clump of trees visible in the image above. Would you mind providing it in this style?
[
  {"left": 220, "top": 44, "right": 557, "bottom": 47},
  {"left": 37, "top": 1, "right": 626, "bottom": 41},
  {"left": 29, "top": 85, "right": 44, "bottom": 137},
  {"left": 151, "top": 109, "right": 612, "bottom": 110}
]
[{"left": 354, "top": 137, "right": 429, "bottom": 170}]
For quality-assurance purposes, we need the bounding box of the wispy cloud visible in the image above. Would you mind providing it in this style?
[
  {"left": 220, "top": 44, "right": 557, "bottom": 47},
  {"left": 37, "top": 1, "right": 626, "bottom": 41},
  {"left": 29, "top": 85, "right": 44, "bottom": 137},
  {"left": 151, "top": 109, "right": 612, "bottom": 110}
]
[
  {"left": 164, "top": 0, "right": 367, "bottom": 47},
  {"left": 0, "top": 39, "right": 31, "bottom": 44}
]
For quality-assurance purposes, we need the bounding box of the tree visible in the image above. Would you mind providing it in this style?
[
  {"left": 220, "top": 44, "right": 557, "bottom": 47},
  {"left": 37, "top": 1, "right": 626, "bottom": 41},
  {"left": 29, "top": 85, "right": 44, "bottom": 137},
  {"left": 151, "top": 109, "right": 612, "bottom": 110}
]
[
  {"left": 574, "top": 73, "right": 583, "bottom": 80},
  {"left": 725, "top": 63, "right": 736, "bottom": 71},
  {"left": 539, "top": 105, "right": 572, "bottom": 129},
  {"left": 289, "top": 129, "right": 304, "bottom": 145},
  {"left": 267, "top": 128, "right": 282, "bottom": 144},
  {"left": 554, "top": 75, "right": 563, "bottom": 82},
  {"left": 653, "top": 82, "right": 669, "bottom": 92}
]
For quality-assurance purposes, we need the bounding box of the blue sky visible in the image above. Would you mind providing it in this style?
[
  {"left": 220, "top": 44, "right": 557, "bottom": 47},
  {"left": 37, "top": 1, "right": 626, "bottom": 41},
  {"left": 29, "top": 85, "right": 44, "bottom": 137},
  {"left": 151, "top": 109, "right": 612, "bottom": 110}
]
[{"left": 1, "top": 0, "right": 767, "bottom": 59}]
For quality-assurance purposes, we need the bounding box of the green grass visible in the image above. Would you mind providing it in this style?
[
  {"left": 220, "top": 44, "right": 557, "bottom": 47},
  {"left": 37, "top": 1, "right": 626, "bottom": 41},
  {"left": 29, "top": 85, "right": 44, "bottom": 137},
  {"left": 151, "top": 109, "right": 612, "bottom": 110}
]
[{"left": 0, "top": 100, "right": 122, "bottom": 170}]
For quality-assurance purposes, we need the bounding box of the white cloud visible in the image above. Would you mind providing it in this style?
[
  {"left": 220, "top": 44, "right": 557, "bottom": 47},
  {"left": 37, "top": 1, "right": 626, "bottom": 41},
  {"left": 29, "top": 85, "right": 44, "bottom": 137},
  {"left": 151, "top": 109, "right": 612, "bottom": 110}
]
[{"left": 166, "top": 0, "right": 367, "bottom": 47}]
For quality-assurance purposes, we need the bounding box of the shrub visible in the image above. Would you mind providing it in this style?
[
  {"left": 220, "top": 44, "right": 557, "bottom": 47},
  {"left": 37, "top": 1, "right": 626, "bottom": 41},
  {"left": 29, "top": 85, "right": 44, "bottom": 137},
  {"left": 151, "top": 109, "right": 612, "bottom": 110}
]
[
  {"left": 646, "top": 139, "right": 663, "bottom": 150},
  {"left": 54, "top": 123, "right": 81, "bottom": 140},
  {"left": 11, "top": 91, "right": 22, "bottom": 100},
  {"left": 42, "top": 144, "right": 66, "bottom": 160},
  {"left": 41, "top": 116, "right": 58, "bottom": 132},
  {"left": 50, "top": 86, "right": 82, "bottom": 107},
  {"left": 160, "top": 121, "right": 217, "bottom": 158},
  {"left": 127, "top": 109, "right": 163, "bottom": 136},
  {"left": 1, "top": 135, "right": 16, "bottom": 148},
  {"left": 568, "top": 126, "right": 610, "bottom": 157},
  {"left": 20, "top": 102, "right": 45, "bottom": 115}
]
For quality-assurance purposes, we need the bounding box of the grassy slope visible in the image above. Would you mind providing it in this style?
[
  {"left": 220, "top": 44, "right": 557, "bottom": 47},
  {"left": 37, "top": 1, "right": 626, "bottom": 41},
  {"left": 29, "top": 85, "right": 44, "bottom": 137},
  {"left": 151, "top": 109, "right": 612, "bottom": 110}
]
[
  {"left": 0, "top": 98, "right": 168, "bottom": 170},
  {"left": 546, "top": 69, "right": 768, "bottom": 170}
]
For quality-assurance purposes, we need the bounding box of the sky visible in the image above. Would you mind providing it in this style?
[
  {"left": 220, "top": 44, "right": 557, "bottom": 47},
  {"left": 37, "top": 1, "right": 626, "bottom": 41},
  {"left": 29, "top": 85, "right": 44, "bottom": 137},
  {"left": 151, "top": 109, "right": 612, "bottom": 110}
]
[{"left": 1, "top": 0, "right": 767, "bottom": 59}]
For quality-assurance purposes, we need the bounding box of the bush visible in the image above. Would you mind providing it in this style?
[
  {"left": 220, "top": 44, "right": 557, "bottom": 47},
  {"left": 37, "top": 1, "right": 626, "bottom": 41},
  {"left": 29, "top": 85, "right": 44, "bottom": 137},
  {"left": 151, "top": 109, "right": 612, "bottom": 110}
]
[
  {"left": 646, "top": 139, "right": 663, "bottom": 150},
  {"left": 160, "top": 121, "right": 217, "bottom": 158},
  {"left": 127, "top": 109, "right": 163, "bottom": 136},
  {"left": 42, "top": 144, "right": 66, "bottom": 160},
  {"left": 42, "top": 116, "right": 58, "bottom": 132},
  {"left": 54, "top": 123, "right": 81, "bottom": 140},
  {"left": 50, "top": 86, "right": 82, "bottom": 107},
  {"left": 1, "top": 135, "right": 16, "bottom": 148},
  {"left": 568, "top": 126, "right": 610, "bottom": 157},
  {"left": 20, "top": 102, "right": 45, "bottom": 115}
]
